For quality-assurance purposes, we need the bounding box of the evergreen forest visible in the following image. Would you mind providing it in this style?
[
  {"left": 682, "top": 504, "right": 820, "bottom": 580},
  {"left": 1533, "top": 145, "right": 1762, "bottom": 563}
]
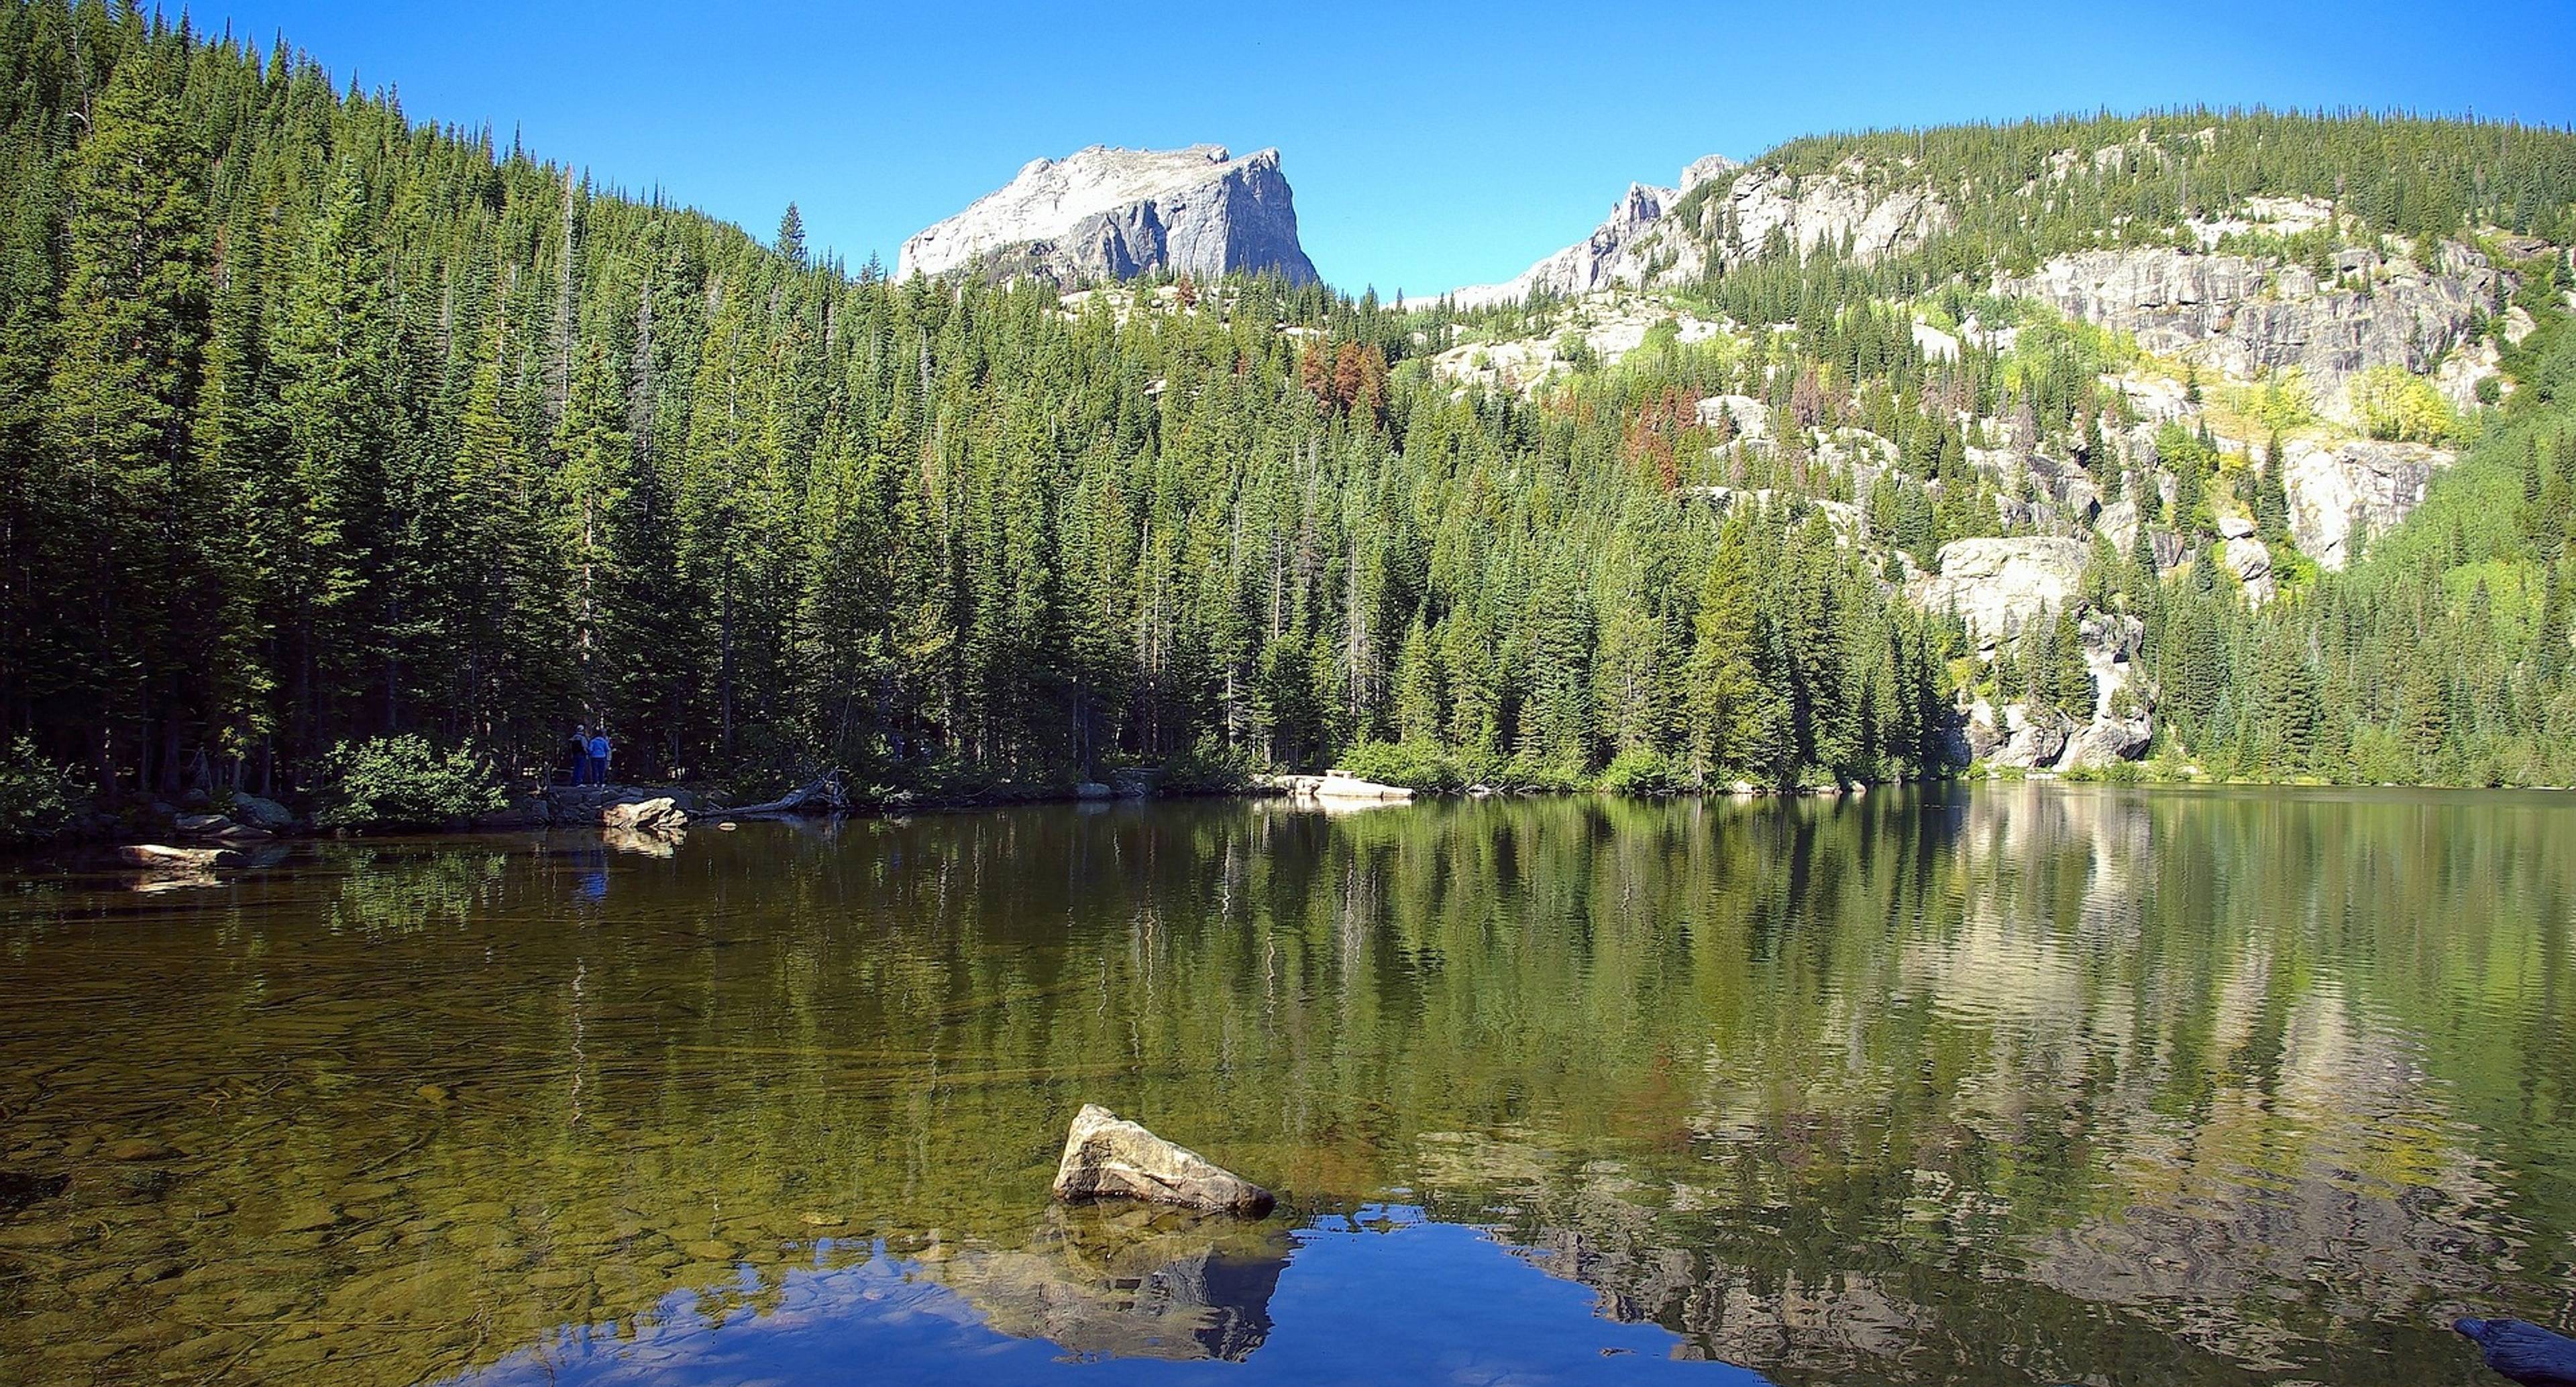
[{"left": 3, "top": 0, "right": 2575, "bottom": 813}]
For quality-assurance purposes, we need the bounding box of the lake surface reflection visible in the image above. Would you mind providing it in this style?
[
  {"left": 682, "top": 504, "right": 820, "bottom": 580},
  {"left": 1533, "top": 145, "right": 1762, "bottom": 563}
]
[{"left": 1, "top": 785, "right": 2572, "bottom": 1385}]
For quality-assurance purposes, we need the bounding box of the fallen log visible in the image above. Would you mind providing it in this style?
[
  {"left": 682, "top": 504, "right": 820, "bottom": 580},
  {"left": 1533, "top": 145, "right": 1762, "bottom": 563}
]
[{"left": 702, "top": 774, "right": 847, "bottom": 820}]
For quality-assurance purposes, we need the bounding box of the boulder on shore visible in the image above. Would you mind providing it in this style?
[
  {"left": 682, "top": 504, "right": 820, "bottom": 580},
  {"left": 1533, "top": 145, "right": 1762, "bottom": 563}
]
[
  {"left": 226, "top": 792, "right": 297, "bottom": 830},
  {"left": 1051, "top": 1105, "right": 1275, "bottom": 1217},
  {"left": 600, "top": 797, "right": 687, "bottom": 836}
]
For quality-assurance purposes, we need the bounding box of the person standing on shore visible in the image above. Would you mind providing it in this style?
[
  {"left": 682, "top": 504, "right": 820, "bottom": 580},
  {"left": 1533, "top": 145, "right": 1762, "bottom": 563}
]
[
  {"left": 570, "top": 724, "right": 592, "bottom": 785},
  {"left": 588, "top": 728, "right": 612, "bottom": 788}
]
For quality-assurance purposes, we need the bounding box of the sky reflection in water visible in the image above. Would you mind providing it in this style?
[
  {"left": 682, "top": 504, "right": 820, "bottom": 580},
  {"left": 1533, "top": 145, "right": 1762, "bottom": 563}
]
[
  {"left": 459, "top": 1207, "right": 1743, "bottom": 1386},
  {"left": 3, "top": 786, "right": 2573, "bottom": 1385}
]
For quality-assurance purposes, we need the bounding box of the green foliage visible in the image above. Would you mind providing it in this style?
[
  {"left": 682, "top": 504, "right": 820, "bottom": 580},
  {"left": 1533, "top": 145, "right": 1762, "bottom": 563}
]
[
  {"left": 1156, "top": 736, "right": 1260, "bottom": 796},
  {"left": 0, "top": 737, "right": 79, "bottom": 843},
  {"left": 2349, "top": 365, "right": 2456, "bottom": 443},
  {"left": 1598, "top": 746, "right": 1686, "bottom": 796},
  {"left": 1336, "top": 740, "right": 1466, "bottom": 794},
  {"left": 1, "top": 9, "right": 2571, "bottom": 801},
  {"left": 2237, "top": 372, "right": 2319, "bottom": 437},
  {"left": 310, "top": 736, "right": 510, "bottom": 831}
]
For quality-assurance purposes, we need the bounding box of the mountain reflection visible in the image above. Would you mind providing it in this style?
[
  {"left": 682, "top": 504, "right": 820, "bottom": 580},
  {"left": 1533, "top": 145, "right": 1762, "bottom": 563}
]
[{"left": 0, "top": 785, "right": 2570, "bottom": 1384}]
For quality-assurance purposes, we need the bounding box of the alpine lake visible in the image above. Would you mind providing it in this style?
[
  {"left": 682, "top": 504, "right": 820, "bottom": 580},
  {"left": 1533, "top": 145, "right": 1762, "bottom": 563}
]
[{"left": 1, "top": 785, "right": 2572, "bottom": 1386}]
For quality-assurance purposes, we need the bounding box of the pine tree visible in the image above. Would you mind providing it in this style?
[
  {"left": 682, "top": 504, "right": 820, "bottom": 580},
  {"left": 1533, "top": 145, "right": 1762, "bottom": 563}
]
[
  {"left": 776, "top": 203, "right": 807, "bottom": 268},
  {"left": 42, "top": 56, "right": 209, "bottom": 788},
  {"left": 2255, "top": 429, "right": 2291, "bottom": 544},
  {"left": 1684, "top": 520, "right": 1776, "bottom": 783},
  {"left": 271, "top": 159, "right": 395, "bottom": 748},
  {"left": 1392, "top": 610, "right": 1444, "bottom": 744}
]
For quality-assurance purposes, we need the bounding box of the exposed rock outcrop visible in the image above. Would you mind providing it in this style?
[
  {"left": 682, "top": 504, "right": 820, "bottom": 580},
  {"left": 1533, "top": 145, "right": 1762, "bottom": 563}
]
[
  {"left": 1261, "top": 772, "right": 1415, "bottom": 801},
  {"left": 900, "top": 146, "right": 1318, "bottom": 288},
  {"left": 2222, "top": 535, "right": 2276, "bottom": 603},
  {"left": 2280, "top": 437, "right": 2455, "bottom": 569},
  {"left": 1695, "top": 394, "right": 1771, "bottom": 439},
  {"left": 1426, "top": 296, "right": 1727, "bottom": 394},
  {"left": 1997, "top": 244, "right": 2495, "bottom": 410},
  {"left": 1948, "top": 591, "right": 2154, "bottom": 773},
  {"left": 1451, "top": 158, "right": 1946, "bottom": 307},
  {"left": 1909, "top": 537, "right": 2090, "bottom": 643},
  {"left": 1052, "top": 1105, "right": 1275, "bottom": 1217},
  {"left": 1964, "top": 700, "right": 2071, "bottom": 769}
]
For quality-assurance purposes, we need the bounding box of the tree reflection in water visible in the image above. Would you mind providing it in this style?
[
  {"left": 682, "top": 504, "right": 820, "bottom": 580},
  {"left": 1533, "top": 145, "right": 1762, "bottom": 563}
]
[{"left": 0, "top": 785, "right": 2569, "bottom": 1384}]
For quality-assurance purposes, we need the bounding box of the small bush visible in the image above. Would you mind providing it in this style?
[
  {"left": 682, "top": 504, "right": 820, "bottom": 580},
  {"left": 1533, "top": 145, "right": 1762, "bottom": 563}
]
[
  {"left": 1492, "top": 756, "right": 1588, "bottom": 794},
  {"left": 1336, "top": 739, "right": 1466, "bottom": 793},
  {"left": 2347, "top": 366, "right": 2455, "bottom": 443},
  {"left": 0, "top": 738, "right": 81, "bottom": 843},
  {"left": 1599, "top": 747, "right": 1686, "bottom": 797},
  {"left": 311, "top": 735, "right": 510, "bottom": 831},
  {"left": 1159, "top": 735, "right": 1259, "bottom": 795}
]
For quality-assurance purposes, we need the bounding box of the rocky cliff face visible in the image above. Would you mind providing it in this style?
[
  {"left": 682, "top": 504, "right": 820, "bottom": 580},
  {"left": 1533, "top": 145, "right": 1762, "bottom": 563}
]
[
  {"left": 1450, "top": 157, "right": 1947, "bottom": 307},
  {"left": 900, "top": 145, "right": 1318, "bottom": 288},
  {"left": 2280, "top": 437, "right": 2455, "bottom": 569},
  {"left": 1913, "top": 539, "right": 2154, "bottom": 771},
  {"left": 1908, "top": 537, "right": 2090, "bottom": 643},
  {"left": 1996, "top": 244, "right": 2496, "bottom": 415}
]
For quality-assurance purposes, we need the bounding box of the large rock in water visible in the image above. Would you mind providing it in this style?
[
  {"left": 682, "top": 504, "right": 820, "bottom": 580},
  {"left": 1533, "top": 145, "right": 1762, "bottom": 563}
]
[
  {"left": 1051, "top": 1105, "right": 1275, "bottom": 1217},
  {"left": 900, "top": 145, "right": 1318, "bottom": 288}
]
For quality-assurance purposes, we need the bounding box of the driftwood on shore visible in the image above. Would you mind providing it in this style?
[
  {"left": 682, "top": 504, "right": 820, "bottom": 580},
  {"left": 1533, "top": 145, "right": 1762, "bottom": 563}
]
[{"left": 704, "top": 775, "right": 849, "bottom": 820}]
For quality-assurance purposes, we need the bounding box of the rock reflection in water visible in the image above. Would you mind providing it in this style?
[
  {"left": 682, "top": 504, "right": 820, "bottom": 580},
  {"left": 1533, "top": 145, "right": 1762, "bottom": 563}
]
[
  {"left": 912, "top": 1204, "right": 1290, "bottom": 1362},
  {"left": 452, "top": 1207, "right": 1730, "bottom": 1386},
  {"left": 2, "top": 787, "right": 2573, "bottom": 1386}
]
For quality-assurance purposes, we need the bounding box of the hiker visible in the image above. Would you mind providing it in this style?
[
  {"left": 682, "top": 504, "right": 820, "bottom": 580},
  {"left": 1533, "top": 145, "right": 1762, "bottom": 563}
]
[
  {"left": 569, "top": 724, "right": 592, "bottom": 785},
  {"left": 588, "top": 728, "right": 612, "bottom": 787}
]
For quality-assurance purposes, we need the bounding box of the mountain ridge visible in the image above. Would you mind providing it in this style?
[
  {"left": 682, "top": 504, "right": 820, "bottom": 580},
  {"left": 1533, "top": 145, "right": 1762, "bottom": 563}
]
[{"left": 898, "top": 144, "right": 1319, "bottom": 287}]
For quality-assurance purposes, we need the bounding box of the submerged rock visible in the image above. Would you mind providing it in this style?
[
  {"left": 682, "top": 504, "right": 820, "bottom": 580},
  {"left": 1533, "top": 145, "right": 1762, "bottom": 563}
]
[
  {"left": 1051, "top": 1105, "right": 1275, "bottom": 1217},
  {"left": 0, "top": 1171, "right": 70, "bottom": 1216}
]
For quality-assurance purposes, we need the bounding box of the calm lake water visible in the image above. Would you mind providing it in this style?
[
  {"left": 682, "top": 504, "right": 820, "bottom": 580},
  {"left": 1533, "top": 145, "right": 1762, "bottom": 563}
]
[{"left": 1, "top": 785, "right": 2572, "bottom": 1386}]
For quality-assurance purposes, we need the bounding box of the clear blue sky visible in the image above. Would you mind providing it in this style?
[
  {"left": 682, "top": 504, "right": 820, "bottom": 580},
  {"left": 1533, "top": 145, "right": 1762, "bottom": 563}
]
[{"left": 186, "top": 0, "right": 2576, "bottom": 294}]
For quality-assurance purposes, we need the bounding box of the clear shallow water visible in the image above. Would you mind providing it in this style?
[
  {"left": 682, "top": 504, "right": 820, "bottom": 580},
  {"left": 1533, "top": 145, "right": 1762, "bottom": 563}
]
[{"left": 1, "top": 785, "right": 2572, "bottom": 1385}]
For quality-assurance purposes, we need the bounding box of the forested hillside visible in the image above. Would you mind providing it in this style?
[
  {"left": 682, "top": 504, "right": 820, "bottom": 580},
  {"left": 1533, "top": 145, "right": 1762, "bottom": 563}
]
[{"left": 1, "top": 1, "right": 2572, "bottom": 813}]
